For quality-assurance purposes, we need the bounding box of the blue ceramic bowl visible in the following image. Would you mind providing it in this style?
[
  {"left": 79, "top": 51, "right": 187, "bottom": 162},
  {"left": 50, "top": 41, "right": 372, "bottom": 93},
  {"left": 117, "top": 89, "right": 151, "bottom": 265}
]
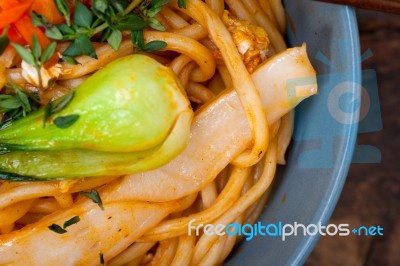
[{"left": 227, "top": 1, "right": 361, "bottom": 265}]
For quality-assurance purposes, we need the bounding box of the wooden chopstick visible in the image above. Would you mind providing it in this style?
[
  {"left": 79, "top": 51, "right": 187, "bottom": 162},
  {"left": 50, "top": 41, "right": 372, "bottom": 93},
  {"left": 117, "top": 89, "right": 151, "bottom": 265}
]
[{"left": 314, "top": 0, "right": 400, "bottom": 14}]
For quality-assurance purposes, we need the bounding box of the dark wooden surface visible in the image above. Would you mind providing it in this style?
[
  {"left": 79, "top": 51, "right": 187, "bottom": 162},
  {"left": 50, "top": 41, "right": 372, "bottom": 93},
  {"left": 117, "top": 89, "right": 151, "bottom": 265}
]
[{"left": 305, "top": 9, "right": 400, "bottom": 266}]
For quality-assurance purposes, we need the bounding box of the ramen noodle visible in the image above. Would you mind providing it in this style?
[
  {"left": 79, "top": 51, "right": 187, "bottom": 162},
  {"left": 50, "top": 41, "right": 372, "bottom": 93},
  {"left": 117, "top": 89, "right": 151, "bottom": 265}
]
[{"left": 0, "top": 0, "right": 317, "bottom": 265}]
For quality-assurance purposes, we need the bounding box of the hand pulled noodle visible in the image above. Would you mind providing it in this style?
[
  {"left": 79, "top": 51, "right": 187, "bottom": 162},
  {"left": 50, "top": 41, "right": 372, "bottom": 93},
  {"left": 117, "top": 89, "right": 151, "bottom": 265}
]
[{"left": 0, "top": 0, "right": 317, "bottom": 265}]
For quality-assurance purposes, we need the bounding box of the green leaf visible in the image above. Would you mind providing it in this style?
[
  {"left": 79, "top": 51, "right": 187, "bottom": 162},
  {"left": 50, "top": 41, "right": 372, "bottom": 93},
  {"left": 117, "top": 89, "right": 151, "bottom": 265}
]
[
  {"left": 92, "top": 0, "right": 113, "bottom": 27},
  {"left": 149, "top": 0, "right": 169, "bottom": 9},
  {"left": 45, "top": 27, "right": 64, "bottom": 40},
  {"left": 62, "top": 55, "right": 78, "bottom": 65},
  {"left": 48, "top": 224, "right": 67, "bottom": 234},
  {"left": 0, "top": 33, "right": 10, "bottom": 56},
  {"left": 147, "top": 17, "right": 165, "bottom": 31},
  {"left": 43, "top": 104, "right": 52, "bottom": 127},
  {"left": 143, "top": 40, "right": 167, "bottom": 53},
  {"left": 31, "top": 35, "right": 42, "bottom": 62},
  {"left": 147, "top": 0, "right": 169, "bottom": 17},
  {"left": 80, "top": 190, "right": 104, "bottom": 210},
  {"left": 74, "top": 0, "right": 93, "bottom": 28},
  {"left": 10, "top": 43, "right": 35, "bottom": 66},
  {"left": 54, "top": 0, "right": 71, "bottom": 25},
  {"left": 92, "top": 0, "right": 108, "bottom": 14},
  {"left": 91, "top": 17, "right": 104, "bottom": 28},
  {"left": 15, "top": 90, "right": 31, "bottom": 113},
  {"left": 109, "top": 1, "right": 125, "bottom": 14},
  {"left": 30, "top": 12, "right": 45, "bottom": 27},
  {"left": 107, "top": 30, "right": 122, "bottom": 51},
  {"left": 0, "top": 95, "right": 13, "bottom": 100},
  {"left": 0, "top": 97, "right": 22, "bottom": 111},
  {"left": 29, "top": 12, "right": 64, "bottom": 40},
  {"left": 52, "top": 91, "right": 75, "bottom": 113},
  {"left": 116, "top": 14, "right": 148, "bottom": 31},
  {"left": 58, "top": 23, "right": 75, "bottom": 35},
  {"left": 178, "top": 0, "right": 187, "bottom": 8},
  {"left": 1, "top": 84, "right": 37, "bottom": 125},
  {"left": 41, "top": 42, "right": 57, "bottom": 64},
  {"left": 54, "top": 114, "right": 79, "bottom": 129},
  {"left": 99, "top": 27, "right": 112, "bottom": 42},
  {"left": 63, "top": 216, "right": 80, "bottom": 228},
  {"left": 130, "top": 30, "right": 144, "bottom": 50},
  {"left": 43, "top": 91, "right": 75, "bottom": 127},
  {"left": 63, "top": 34, "right": 97, "bottom": 58}
]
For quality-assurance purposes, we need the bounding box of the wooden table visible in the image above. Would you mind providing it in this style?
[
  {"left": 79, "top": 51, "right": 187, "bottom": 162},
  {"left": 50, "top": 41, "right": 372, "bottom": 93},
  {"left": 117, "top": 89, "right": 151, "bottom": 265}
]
[{"left": 306, "top": 9, "right": 400, "bottom": 266}]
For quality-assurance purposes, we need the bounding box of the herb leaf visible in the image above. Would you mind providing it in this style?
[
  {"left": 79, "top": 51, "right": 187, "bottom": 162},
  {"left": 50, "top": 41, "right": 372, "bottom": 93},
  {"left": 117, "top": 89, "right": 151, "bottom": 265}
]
[
  {"left": 0, "top": 97, "right": 21, "bottom": 110},
  {"left": 178, "top": 0, "right": 187, "bottom": 8},
  {"left": 41, "top": 42, "right": 57, "bottom": 64},
  {"left": 54, "top": 114, "right": 80, "bottom": 128},
  {"left": 48, "top": 224, "right": 67, "bottom": 234},
  {"left": 1, "top": 84, "right": 37, "bottom": 127},
  {"left": 11, "top": 44, "right": 35, "bottom": 66},
  {"left": 63, "top": 216, "right": 80, "bottom": 228},
  {"left": 147, "top": 17, "right": 165, "bottom": 31},
  {"left": 0, "top": 26, "right": 10, "bottom": 56},
  {"left": 43, "top": 91, "right": 75, "bottom": 126},
  {"left": 62, "top": 55, "right": 79, "bottom": 65},
  {"left": 115, "top": 14, "right": 148, "bottom": 31},
  {"left": 147, "top": 0, "right": 169, "bottom": 17},
  {"left": 143, "top": 40, "right": 167, "bottom": 53},
  {"left": 31, "top": 35, "right": 42, "bottom": 61},
  {"left": 63, "top": 34, "right": 97, "bottom": 58},
  {"left": 74, "top": 0, "right": 93, "bottom": 28},
  {"left": 48, "top": 216, "right": 80, "bottom": 234},
  {"left": 54, "top": 0, "right": 71, "bottom": 26},
  {"left": 81, "top": 190, "right": 104, "bottom": 210},
  {"left": 107, "top": 30, "right": 122, "bottom": 51},
  {"left": 30, "top": 12, "right": 64, "bottom": 40},
  {"left": 52, "top": 91, "right": 75, "bottom": 113},
  {"left": 130, "top": 30, "right": 145, "bottom": 50},
  {"left": 93, "top": 0, "right": 108, "bottom": 14}
]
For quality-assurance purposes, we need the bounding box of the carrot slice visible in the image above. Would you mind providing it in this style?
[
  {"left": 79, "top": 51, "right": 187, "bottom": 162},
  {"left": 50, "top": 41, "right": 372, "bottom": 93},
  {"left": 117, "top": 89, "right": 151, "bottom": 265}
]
[
  {"left": 0, "top": 0, "right": 34, "bottom": 28},
  {"left": 14, "top": 15, "right": 59, "bottom": 67},
  {"left": 31, "top": 0, "right": 67, "bottom": 24},
  {"left": 3, "top": 24, "right": 26, "bottom": 45},
  {"left": 14, "top": 14, "right": 50, "bottom": 48}
]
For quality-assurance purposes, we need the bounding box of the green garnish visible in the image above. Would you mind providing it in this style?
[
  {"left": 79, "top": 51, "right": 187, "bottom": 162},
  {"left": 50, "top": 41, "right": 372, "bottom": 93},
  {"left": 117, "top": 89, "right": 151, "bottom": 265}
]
[
  {"left": 81, "top": 189, "right": 104, "bottom": 210},
  {"left": 0, "top": 25, "right": 10, "bottom": 56},
  {"left": 63, "top": 34, "right": 97, "bottom": 59},
  {"left": 0, "top": 55, "right": 192, "bottom": 180},
  {"left": 30, "top": 12, "right": 64, "bottom": 40},
  {"left": 11, "top": 36, "right": 57, "bottom": 88},
  {"left": 74, "top": 0, "right": 93, "bottom": 28},
  {"left": 54, "top": 0, "right": 72, "bottom": 26},
  {"left": 0, "top": 84, "right": 38, "bottom": 129},
  {"left": 48, "top": 224, "right": 67, "bottom": 234},
  {"left": 63, "top": 215, "right": 81, "bottom": 228},
  {"left": 45, "top": 0, "right": 171, "bottom": 60},
  {"left": 130, "top": 30, "right": 167, "bottom": 52},
  {"left": 178, "top": 0, "right": 187, "bottom": 8},
  {"left": 43, "top": 91, "right": 76, "bottom": 127},
  {"left": 48, "top": 215, "right": 80, "bottom": 234},
  {"left": 53, "top": 114, "right": 80, "bottom": 129},
  {"left": 61, "top": 55, "right": 79, "bottom": 65}
]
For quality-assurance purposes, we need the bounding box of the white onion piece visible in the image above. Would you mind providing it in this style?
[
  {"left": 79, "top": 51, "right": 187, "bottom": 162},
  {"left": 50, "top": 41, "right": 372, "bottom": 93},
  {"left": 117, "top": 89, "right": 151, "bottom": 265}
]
[{"left": 0, "top": 200, "right": 178, "bottom": 265}]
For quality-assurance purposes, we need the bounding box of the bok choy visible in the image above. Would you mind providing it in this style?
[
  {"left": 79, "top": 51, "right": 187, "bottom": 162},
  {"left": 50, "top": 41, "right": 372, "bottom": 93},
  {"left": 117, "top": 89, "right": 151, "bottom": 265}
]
[{"left": 0, "top": 55, "right": 192, "bottom": 180}]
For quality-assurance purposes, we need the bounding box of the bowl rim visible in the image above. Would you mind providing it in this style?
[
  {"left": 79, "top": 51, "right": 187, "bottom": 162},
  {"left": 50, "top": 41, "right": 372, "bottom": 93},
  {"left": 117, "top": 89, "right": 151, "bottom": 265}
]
[{"left": 292, "top": 6, "right": 361, "bottom": 265}]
